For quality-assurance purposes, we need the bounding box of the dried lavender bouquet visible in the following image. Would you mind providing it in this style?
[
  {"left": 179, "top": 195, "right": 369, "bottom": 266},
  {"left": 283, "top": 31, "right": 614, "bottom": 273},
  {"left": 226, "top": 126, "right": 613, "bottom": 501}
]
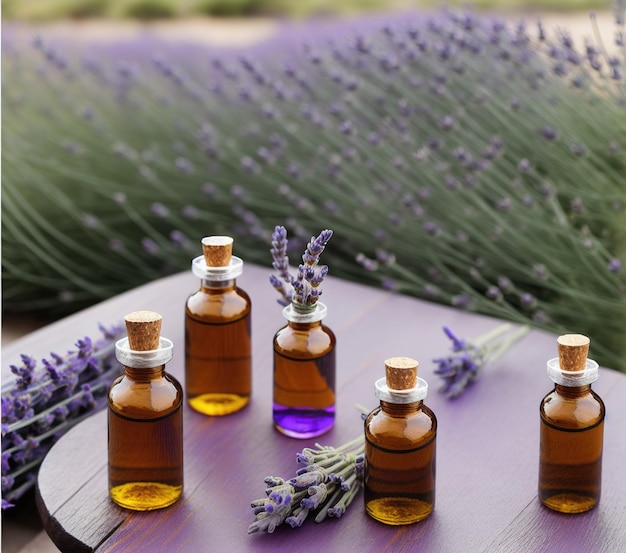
[
  {"left": 248, "top": 437, "right": 364, "bottom": 533},
  {"left": 1, "top": 324, "right": 124, "bottom": 508}
]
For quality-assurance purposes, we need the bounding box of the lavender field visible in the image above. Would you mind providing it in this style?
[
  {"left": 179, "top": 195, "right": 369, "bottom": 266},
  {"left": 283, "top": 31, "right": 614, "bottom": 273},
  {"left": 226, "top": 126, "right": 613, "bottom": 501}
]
[{"left": 2, "top": 6, "right": 625, "bottom": 370}]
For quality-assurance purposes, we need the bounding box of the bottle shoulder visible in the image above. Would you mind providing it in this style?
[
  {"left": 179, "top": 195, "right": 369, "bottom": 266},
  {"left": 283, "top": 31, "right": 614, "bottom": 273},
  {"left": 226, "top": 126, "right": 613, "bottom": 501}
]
[
  {"left": 274, "top": 323, "right": 335, "bottom": 357},
  {"left": 540, "top": 387, "right": 605, "bottom": 429},
  {"left": 186, "top": 285, "right": 251, "bottom": 321},
  {"left": 365, "top": 404, "right": 437, "bottom": 448},
  {"left": 109, "top": 373, "right": 183, "bottom": 418}
]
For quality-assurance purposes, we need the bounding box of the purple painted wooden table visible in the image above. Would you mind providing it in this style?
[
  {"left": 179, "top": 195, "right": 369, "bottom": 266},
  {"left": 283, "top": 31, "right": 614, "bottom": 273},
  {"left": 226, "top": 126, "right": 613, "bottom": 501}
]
[{"left": 5, "top": 265, "right": 625, "bottom": 552}]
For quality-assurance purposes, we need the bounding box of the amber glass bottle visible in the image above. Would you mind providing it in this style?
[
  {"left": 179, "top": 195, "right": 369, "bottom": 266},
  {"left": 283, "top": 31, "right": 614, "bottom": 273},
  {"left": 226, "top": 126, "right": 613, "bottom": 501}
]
[
  {"left": 273, "top": 302, "right": 336, "bottom": 439},
  {"left": 539, "top": 334, "right": 604, "bottom": 514},
  {"left": 185, "top": 236, "right": 251, "bottom": 416},
  {"left": 108, "top": 311, "right": 184, "bottom": 511},
  {"left": 364, "top": 357, "right": 437, "bottom": 525}
]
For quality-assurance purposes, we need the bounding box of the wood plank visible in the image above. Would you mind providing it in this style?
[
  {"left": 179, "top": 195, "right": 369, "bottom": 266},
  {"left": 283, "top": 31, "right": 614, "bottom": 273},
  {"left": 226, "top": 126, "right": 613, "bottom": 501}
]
[{"left": 35, "top": 410, "right": 126, "bottom": 552}]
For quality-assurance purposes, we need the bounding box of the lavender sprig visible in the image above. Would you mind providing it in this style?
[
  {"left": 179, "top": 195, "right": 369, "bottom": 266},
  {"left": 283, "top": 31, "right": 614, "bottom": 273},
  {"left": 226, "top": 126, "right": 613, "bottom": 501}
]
[
  {"left": 269, "top": 226, "right": 333, "bottom": 308},
  {"left": 247, "top": 436, "right": 364, "bottom": 533},
  {"left": 434, "top": 324, "right": 530, "bottom": 398},
  {"left": 269, "top": 225, "right": 292, "bottom": 306},
  {"left": 1, "top": 323, "right": 124, "bottom": 508}
]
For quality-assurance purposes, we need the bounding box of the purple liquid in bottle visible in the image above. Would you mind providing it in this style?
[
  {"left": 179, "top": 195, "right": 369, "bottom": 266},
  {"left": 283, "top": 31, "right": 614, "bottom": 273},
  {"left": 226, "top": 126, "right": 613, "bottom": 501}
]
[{"left": 273, "top": 349, "right": 335, "bottom": 439}]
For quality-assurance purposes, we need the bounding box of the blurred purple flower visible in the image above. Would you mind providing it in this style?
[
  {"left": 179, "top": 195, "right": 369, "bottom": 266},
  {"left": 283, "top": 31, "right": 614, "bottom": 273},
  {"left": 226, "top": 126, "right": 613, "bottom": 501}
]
[{"left": 608, "top": 258, "right": 622, "bottom": 272}]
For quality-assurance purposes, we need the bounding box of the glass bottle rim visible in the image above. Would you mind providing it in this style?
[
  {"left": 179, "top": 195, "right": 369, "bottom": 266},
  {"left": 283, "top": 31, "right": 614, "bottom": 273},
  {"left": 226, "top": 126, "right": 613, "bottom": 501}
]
[
  {"left": 115, "top": 337, "right": 173, "bottom": 368},
  {"left": 374, "top": 376, "right": 428, "bottom": 403},
  {"left": 282, "top": 302, "right": 327, "bottom": 323},
  {"left": 546, "top": 357, "right": 599, "bottom": 386},
  {"left": 191, "top": 255, "right": 243, "bottom": 281}
]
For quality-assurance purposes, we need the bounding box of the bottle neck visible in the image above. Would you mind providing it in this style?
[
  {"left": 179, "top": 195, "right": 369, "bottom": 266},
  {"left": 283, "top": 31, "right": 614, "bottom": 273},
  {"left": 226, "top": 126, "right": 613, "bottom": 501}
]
[
  {"left": 554, "top": 383, "right": 592, "bottom": 398},
  {"left": 124, "top": 365, "right": 165, "bottom": 381},
  {"left": 380, "top": 400, "right": 423, "bottom": 415},
  {"left": 287, "top": 320, "right": 322, "bottom": 331},
  {"left": 201, "top": 278, "right": 236, "bottom": 291}
]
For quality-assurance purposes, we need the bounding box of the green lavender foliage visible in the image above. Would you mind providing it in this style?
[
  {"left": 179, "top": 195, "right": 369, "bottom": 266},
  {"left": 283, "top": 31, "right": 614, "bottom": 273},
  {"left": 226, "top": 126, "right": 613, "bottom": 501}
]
[
  {"left": 2, "top": 1, "right": 611, "bottom": 21},
  {"left": 2, "top": 8, "right": 626, "bottom": 370}
]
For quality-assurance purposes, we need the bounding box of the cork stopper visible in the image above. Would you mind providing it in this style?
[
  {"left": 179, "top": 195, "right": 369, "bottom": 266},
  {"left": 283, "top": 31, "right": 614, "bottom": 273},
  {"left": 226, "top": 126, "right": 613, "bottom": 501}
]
[
  {"left": 384, "top": 357, "right": 418, "bottom": 390},
  {"left": 557, "top": 334, "right": 590, "bottom": 372},
  {"left": 202, "top": 236, "right": 233, "bottom": 267},
  {"left": 124, "top": 311, "right": 162, "bottom": 351}
]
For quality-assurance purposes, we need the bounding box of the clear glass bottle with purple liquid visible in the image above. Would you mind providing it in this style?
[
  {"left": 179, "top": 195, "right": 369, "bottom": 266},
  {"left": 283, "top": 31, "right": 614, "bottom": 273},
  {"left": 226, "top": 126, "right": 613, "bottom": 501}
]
[
  {"left": 273, "top": 302, "right": 336, "bottom": 438},
  {"left": 268, "top": 225, "right": 336, "bottom": 439}
]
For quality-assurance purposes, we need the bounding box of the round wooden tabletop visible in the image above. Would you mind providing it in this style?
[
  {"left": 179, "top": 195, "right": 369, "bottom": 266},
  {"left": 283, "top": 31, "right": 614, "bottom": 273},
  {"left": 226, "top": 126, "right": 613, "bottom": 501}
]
[{"left": 4, "top": 265, "right": 624, "bottom": 552}]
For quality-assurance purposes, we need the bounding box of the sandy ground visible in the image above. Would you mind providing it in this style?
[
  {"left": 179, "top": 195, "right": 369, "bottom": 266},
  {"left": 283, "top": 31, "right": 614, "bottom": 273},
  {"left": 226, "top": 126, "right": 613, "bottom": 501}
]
[
  {"left": 1, "top": 9, "right": 621, "bottom": 553},
  {"left": 3, "top": 11, "right": 620, "bottom": 51},
  {"left": 7, "top": 16, "right": 279, "bottom": 47}
]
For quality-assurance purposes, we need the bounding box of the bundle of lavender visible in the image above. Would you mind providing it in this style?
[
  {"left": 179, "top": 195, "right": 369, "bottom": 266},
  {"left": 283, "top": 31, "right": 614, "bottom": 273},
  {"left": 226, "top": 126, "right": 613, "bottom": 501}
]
[
  {"left": 248, "top": 437, "right": 364, "bottom": 533},
  {"left": 1, "top": 324, "right": 124, "bottom": 508},
  {"left": 2, "top": 6, "right": 625, "bottom": 370}
]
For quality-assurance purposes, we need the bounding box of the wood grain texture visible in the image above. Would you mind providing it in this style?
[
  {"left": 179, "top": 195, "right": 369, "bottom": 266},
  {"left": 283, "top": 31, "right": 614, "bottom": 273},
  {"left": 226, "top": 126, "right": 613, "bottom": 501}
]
[{"left": 4, "top": 264, "right": 621, "bottom": 552}]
